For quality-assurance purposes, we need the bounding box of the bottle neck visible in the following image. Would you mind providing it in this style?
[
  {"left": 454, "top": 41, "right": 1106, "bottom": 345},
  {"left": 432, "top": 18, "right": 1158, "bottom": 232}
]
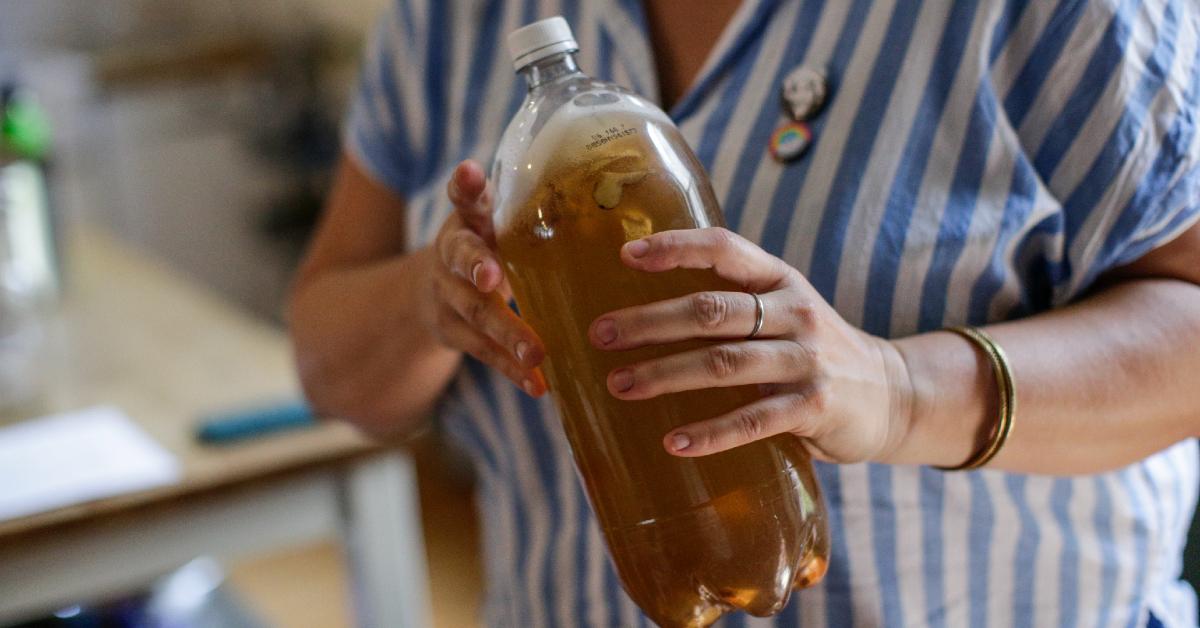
[{"left": 519, "top": 51, "right": 581, "bottom": 90}]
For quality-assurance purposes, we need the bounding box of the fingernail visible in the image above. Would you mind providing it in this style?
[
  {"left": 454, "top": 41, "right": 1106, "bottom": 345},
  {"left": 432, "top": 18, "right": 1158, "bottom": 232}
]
[
  {"left": 470, "top": 262, "right": 482, "bottom": 286},
  {"left": 669, "top": 433, "right": 691, "bottom": 452},
  {"left": 625, "top": 239, "right": 649, "bottom": 258},
  {"left": 522, "top": 378, "right": 536, "bottom": 396},
  {"left": 594, "top": 319, "right": 617, "bottom": 345},
  {"left": 612, "top": 369, "right": 634, "bottom": 393},
  {"left": 515, "top": 340, "right": 529, "bottom": 363}
]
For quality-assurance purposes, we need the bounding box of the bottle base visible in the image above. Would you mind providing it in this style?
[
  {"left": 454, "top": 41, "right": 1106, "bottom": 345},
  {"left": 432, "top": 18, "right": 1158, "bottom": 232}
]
[{"left": 603, "top": 465, "right": 829, "bottom": 628}]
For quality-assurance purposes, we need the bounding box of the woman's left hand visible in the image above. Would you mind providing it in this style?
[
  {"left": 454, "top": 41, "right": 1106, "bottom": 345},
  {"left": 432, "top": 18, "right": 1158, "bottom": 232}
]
[{"left": 589, "top": 227, "right": 915, "bottom": 463}]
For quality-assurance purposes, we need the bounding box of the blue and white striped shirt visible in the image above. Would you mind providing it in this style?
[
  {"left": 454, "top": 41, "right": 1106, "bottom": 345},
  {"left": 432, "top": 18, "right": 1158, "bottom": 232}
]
[{"left": 346, "top": 1, "right": 1200, "bottom": 626}]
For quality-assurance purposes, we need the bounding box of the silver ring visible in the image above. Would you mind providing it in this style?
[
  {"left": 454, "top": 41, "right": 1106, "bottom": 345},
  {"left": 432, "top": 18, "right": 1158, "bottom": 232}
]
[{"left": 747, "top": 293, "right": 765, "bottom": 339}]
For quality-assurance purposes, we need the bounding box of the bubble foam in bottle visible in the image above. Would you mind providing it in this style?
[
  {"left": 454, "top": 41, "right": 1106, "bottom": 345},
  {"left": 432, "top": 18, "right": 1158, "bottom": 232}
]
[{"left": 491, "top": 18, "right": 830, "bottom": 628}]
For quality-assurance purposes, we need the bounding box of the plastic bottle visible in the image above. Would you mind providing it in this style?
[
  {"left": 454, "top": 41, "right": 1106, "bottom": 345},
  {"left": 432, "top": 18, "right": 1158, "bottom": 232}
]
[
  {"left": 491, "top": 18, "right": 829, "bottom": 627},
  {"left": 0, "top": 82, "right": 52, "bottom": 410}
]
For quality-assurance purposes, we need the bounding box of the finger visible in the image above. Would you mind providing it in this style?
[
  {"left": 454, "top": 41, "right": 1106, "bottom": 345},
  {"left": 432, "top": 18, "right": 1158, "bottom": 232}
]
[
  {"left": 447, "top": 160, "right": 496, "bottom": 240},
  {"left": 437, "top": 307, "right": 547, "bottom": 396},
  {"left": 590, "top": 290, "right": 818, "bottom": 350},
  {"left": 663, "top": 392, "right": 819, "bottom": 457},
  {"left": 436, "top": 269, "right": 545, "bottom": 369},
  {"left": 606, "top": 340, "right": 814, "bottom": 401},
  {"left": 621, "top": 227, "right": 793, "bottom": 291},
  {"left": 437, "top": 215, "right": 505, "bottom": 293}
]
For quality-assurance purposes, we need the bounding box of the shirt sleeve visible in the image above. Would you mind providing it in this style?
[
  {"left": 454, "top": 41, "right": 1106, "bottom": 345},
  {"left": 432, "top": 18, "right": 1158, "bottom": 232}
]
[
  {"left": 343, "top": 1, "right": 434, "bottom": 200},
  {"left": 999, "top": 0, "right": 1200, "bottom": 301}
]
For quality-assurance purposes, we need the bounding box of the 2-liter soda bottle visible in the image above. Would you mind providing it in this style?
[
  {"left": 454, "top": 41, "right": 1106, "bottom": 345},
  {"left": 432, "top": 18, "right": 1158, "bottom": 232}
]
[{"left": 491, "top": 18, "right": 830, "bottom": 627}]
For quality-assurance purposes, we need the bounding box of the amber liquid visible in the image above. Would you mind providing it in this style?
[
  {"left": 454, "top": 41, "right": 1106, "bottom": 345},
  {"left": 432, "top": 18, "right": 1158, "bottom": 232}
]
[{"left": 496, "top": 120, "right": 828, "bottom": 628}]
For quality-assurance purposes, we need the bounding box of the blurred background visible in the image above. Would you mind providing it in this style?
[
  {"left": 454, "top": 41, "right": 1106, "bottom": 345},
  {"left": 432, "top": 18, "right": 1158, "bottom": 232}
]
[
  {"left": 1, "top": 0, "right": 373, "bottom": 320},
  {"left": 2, "top": 3, "right": 1199, "bottom": 628},
  {"left": 0, "top": 2, "right": 479, "bottom": 627}
]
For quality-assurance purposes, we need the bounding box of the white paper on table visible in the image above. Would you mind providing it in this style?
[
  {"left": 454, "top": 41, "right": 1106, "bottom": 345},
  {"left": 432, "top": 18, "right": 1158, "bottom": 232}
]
[{"left": 0, "top": 406, "right": 181, "bottom": 522}]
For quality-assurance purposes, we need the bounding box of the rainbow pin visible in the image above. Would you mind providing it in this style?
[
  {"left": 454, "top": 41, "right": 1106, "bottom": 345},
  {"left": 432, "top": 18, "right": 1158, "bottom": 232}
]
[{"left": 769, "top": 121, "right": 813, "bottom": 163}]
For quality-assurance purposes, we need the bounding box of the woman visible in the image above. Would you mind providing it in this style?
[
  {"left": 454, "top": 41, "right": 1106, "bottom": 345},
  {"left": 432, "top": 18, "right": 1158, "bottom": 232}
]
[{"left": 289, "top": 0, "right": 1200, "bottom": 625}]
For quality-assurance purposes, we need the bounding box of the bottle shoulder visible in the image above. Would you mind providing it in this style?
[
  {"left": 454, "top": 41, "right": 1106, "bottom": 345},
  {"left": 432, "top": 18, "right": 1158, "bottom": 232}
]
[{"left": 493, "top": 76, "right": 674, "bottom": 175}]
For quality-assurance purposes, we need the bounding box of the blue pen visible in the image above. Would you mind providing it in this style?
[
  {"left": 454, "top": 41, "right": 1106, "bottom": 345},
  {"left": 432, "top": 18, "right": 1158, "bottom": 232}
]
[{"left": 195, "top": 400, "right": 317, "bottom": 445}]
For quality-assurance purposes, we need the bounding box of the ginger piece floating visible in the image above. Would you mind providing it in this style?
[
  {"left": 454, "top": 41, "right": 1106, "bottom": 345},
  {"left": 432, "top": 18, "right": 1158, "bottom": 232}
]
[
  {"left": 594, "top": 170, "right": 647, "bottom": 209},
  {"left": 717, "top": 587, "right": 759, "bottom": 608},
  {"left": 794, "top": 555, "right": 828, "bottom": 589},
  {"left": 620, "top": 209, "right": 653, "bottom": 241},
  {"left": 686, "top": 604, "right": 725, "bottom": 628}
]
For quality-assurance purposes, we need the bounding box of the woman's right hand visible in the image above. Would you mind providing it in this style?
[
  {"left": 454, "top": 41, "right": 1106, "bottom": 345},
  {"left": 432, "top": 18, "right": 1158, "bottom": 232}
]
[{"left": 425, "top": 160, "right": 547, "bottom": 396}]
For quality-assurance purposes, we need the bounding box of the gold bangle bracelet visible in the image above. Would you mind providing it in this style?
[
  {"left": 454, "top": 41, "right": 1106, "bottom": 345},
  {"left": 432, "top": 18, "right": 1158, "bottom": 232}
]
[{"left": 936, "top": 326, "right": 1016, "bottom": 472}]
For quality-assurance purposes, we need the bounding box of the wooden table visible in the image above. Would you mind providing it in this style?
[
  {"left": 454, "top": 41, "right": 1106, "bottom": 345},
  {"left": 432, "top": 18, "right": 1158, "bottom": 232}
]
[{"left": 0, "top": 225, "right": 432, "bottom": 627}]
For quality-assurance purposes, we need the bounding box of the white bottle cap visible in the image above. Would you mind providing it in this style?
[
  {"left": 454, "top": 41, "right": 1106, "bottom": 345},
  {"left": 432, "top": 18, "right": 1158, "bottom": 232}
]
[{"left": 507, "top": 17, "right": 579, "bottom": 70}]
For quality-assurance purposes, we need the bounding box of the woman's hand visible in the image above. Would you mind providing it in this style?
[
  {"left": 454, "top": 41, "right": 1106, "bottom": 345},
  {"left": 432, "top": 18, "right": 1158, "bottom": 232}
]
[
  {"left": 426, "top": 160, "right": 547, "bottom": 396},
  {"left": 589, "top": 227, "right": 915, "bottom": 463}
]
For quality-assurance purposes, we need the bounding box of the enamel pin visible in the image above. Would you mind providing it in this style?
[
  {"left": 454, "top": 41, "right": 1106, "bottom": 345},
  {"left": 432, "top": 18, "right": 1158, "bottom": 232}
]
[{"left": 770, "top": 66, "right": 828, "bottom": 163}]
